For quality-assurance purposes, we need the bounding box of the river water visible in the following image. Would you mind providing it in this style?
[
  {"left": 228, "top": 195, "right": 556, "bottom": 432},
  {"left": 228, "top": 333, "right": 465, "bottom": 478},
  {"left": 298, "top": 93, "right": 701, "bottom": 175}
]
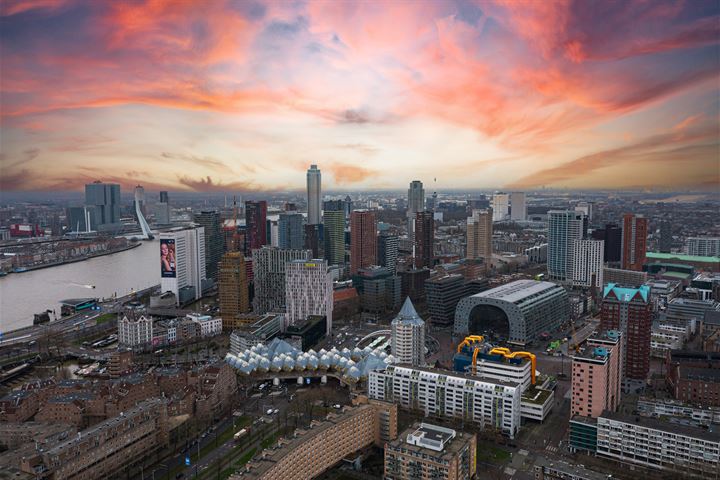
[{"left": 0, "top": 241, "right": 159, "bottom": 333}]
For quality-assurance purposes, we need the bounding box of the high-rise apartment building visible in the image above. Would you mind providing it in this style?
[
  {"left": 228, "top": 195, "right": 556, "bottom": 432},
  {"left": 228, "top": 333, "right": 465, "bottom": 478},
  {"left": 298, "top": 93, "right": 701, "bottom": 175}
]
[
  {"left": 621, "top": 213, "right": 648, "bottom": 271},
  {"left": 391, "top": 298, "right": 425, "bottom": 366},
  {"left": 378, "top": 233, "right": 399, "bottom": 273},
  {"left": 658, "top": 220, "right": 673, "bottom": 253},
  {"left": 466, "top": 208, "right": 492, "bottom": 264},
  {"left": 252, "top": 246, "right": 311, "bottom": 314},
  {"left": 686, "top": 237, "right": 720, "bottom": 257},
  {"left": 155, "top": 191, "right": 170, "bottom": 225},
  {"left": 414, "top": 211, "right": 434, "bottom": 269},
  {"left": 323, "top": 210, "right": 345, "bottom": 265},
  {"left": 159, "top": 226, "right": 206, "bottom": 305},
  {"left": 285, "top": 259, "right": 333, "bottom": 334},
  {"left": 574, "top": 202, "right": 594, "bottom": 222},
  {"left": 600, "top": 283, "right": 652, "bottom": 381},
  {"left": 307, "top": 164, "right": 322, "bottom": 225},
  {"left": 591, "top": 223, "right": 622, "bottom": 263},
  {"left": 278, "top": 212, "right": 304, "bottom": 250},
  {"left": 245, "top": 200, "right": 267, "bottom": 254},
  {"left": 492, "top": 193, "right": 510, "bottom": 221},
  {"left": 407, "top": 180, "right": 424, "bottom": 240},
  {"left": 385, "top": 423, "right": 477, "bottom": 480},
  {"left": 548, "top": 210, "right": 586, "bottom": 282},
  {"left": 571, "top": 330, "right": 623, "bottom": 418},
  {"left": 350, "top": 210, "right": 377, "bottom": 275},
  {"left": 84, "top": 181, "right": 121, "bottom": 230},
  {"left": 218, "top": 252, "right": 250, "bottom": 329},
  {"left": 571, "top": 239, "right": 604, "bottom": 288},
  {"left": 510, "top": 192, "right": 526, "bottom": 221},
  {"left": 193, "top": 210, "right": 223, "bottom": 279}
]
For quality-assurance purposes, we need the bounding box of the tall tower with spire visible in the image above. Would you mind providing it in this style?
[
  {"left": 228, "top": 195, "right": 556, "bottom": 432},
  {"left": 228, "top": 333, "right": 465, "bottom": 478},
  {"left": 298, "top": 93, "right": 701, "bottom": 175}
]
[{"left": 391, "top": 297, "right": 425, "bottom": 366}]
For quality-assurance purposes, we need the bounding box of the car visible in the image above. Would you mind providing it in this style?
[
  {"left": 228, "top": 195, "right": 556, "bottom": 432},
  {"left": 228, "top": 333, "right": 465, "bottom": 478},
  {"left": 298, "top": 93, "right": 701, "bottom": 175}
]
[
  {"left": 267, "top": 409, "right": 273, "bottom": 415},
  {"left": 333, "top": 404, "right": 342, "bottom": 409},
  {"left": 273, "top": 409, "right": 279, "bottom": 414}
]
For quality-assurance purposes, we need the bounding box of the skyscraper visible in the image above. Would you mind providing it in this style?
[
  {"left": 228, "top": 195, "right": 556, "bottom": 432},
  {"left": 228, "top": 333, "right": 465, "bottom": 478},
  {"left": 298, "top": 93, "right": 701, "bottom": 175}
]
[
  {"left": 548, "top": 210, "right": 586, "bottom": 282},
  {"left": 600, "top": 283, "right": 652, "bottom": 382},
  {"left": 159, "top": 226, "right": 206, "bottom": 305},
  {"left": 304, "top": 224, "right": 322, "bottom": 258},
  {"left": 245, "top": 200, "right": 267, "bottom": 255},
  {"left": 285, "top": 259, "right": 334, "bottom": 334},
  {"left": 193, "top": 210, "right": 223, "bottom": 279},
  {"left": 391, "top": 297, "right": 425, "bottom": 366},
  {"left": 658, "top": 220, "right": 673, "bottom": 253},
  {"left": 378, "top": 232, "right": 399, "bottom": 273},
  {"left": 510, "top": 192, "right": 526, "bottom": 221},
  {"left": 414, "top": 211, "right": 434, "bottom": 269},
  {"left": 323, "top": 210, "right": 345, "bottom": 266},
  {"left": 307, "top": 164, "right": 322, "bottom": 225},
  {"left": 466, "top": 208, "right": 492, "bottom": 265},
  {"left": 218, "top": 251, "right": 250, "bottom": 329},
  {"left": 407, "top": 180, "right": 424, "bottom": 239},
  {"left": 350, "top": 210, "right": 377, "bottom": 275},
  {"left": 278, "top": 212, "right": 304, "bottom": 250},
  {"left": 492, "top": 193, "right": 510, "bottom": 222},
  {"left": 84, "top": 181, "right": 121, "bottom": 230},
  {"left": 252, "top": 246, "right": 311, "bottom": 314},
  {"left": 155, "top": 191, "right": 170, "bottom": 225},
  {"left": 571, "top": 239, "right": 604, "bottom": 289},
  {"left": 591, "top": 223, "right": 622, "bottom": 263},
  {"left": 621, "top": 213, "right": 648, "bottom": 271}
]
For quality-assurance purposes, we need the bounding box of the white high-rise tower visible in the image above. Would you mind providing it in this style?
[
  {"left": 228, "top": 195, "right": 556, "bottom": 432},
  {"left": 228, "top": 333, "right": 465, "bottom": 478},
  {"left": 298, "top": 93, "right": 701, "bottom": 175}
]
[
  {"left": 391, "top": 297, "right": 425, "bottom": 366},
  {"left": 307, "top": 165, "right": 322, "bottom": 225},
  {"left": 285, "top": 259, "right": 333, "bottom": 334}
]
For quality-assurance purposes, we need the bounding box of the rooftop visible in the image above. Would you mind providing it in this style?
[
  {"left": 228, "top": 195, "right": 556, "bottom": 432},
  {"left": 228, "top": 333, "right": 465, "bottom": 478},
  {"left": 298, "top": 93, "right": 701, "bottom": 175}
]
[
  {"left": 391, "top": 297, "right": 424, "bottom": 326},
  {"left": 388, "top": 364, "right": 521, "bottom": 388},
  {"left": 534, "top": 455, "right": 611, "bottom": 480},
  {"left": 406, "top": 423, "right": 456, "bottom": 452},
  {"left": 647, "top": 251, "right": 720, "bottom": 264},
  {"left": 388, "top": 422, "right": 474, "bottom": 459},
  {"left": 470, "top": 279, "right": 561, "bottom": 304},
  {"left": 603, "top": 283, "right": 650, "bottom": 303}
]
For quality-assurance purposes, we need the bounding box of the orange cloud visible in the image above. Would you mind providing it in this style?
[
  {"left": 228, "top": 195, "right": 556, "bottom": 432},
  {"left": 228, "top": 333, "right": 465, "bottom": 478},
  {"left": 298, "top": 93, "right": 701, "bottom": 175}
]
[{"left": 328, "top": 164, "right": 379, "bottom": 185}]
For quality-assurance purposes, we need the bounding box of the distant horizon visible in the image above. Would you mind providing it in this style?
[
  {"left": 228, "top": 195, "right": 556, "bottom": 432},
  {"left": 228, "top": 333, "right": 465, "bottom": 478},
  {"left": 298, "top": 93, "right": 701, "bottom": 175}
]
[{"left": 1, "top": 1, "right": 718, "bottom": 193}]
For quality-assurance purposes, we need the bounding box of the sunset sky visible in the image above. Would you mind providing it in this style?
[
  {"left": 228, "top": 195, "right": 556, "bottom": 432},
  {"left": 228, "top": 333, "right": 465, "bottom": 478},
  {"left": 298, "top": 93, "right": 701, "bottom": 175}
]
[{"left": 1, "top": 0, "right": 718, "bottom": 193}]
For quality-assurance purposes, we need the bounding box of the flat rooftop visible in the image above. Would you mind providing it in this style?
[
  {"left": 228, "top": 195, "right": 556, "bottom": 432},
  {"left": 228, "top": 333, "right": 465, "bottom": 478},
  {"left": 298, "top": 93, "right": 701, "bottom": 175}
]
[
  {"left": 388, "top": 422, "right": 474, "bottom": 459},
  {"left": 534, "top": 455, "right": 610, "bottom": 480},
  {"left": 389, "top": 364, "right": 521, "bottom": 388},
  {"left": 407, "top": 423, "right": 455, "bottom": 451}
]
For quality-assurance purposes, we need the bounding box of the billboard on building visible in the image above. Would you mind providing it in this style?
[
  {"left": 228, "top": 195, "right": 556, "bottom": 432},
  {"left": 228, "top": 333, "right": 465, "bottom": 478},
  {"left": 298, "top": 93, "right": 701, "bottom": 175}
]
[{"left": 160, "top": 238, "right": 176, "bottom": 277}]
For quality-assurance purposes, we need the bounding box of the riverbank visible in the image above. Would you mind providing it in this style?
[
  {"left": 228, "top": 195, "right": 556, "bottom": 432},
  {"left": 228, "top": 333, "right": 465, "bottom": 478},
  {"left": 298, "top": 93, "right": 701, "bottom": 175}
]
[{"left": 5, "top": 241, "right": 142, "bottom": 275}]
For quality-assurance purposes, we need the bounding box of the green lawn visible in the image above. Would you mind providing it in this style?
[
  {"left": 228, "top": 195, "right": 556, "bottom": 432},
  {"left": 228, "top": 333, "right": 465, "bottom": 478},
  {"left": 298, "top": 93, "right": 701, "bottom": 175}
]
[
  {"left": 95, "top": 313, "right": 115, "bottom": 324},
  {"left": 477, "top": 443, "right": 511, "bottom": 464}
]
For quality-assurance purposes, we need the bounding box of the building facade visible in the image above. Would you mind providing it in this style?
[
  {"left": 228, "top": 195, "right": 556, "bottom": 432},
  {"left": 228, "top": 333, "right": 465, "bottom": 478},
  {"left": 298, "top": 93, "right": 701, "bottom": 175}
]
[
  {"left": 414, "top": 211, "right": 434, "bottom": 269},
  {"left": 285, "top": 259, "right": 333, "bottom": 335},
  {"left": 571, "top": 239, "right": 604, "bottom": 288},
  {"left": 385, "top": 423, "right": 476, "bottom": 480},
  {"left": 193, "top": 210, "right": 223, "bottom": 280},
  {"left": 621, "top": 213, "right": 648, "bottom": 271},
  {"left": 159, "top": 226, "right": 206, "bottom": 305},
  {"left": 407, "top": 180, "right": 425, "bottom": 240},
  {"left": 391, "top": 298, "right": 425, "bottom": 366},
  {"left": 278, "top": 212, "right": 304, "bottom": 250},
  {"left": 84, "top": 181, "right": 121, "bottom": 230},
  {"left": 492, "top": 193, "right": 510, "bottom": 222},
  {"left": 306, "top": 164, "right": 322, "bottom": 225},
  {"left": 548, "top": 210, "right": 586, "bottom": 282},
  {"left": 368, "top": 365, "right": 522, "bottom": 438},
  {"left": 600, "top": 283, "right": 652, "bottom": 382},
  {"left": 350, "top": 210, "right": 377, "bottom": 275},
  {"left": 118, "top": 313, "right": 153, "bottom": 350},
  {"left": 510, "top": 192, "right": 526, "bottom": 221},
  {"left": 571, "top": 331, "right": 623, "bottom": 418},
  {"left": 245, "top": 200, "right": 268, "bottom": 255},
  {"left": 466, "top": 209, "right": 492, "bottom": 264},
  {"left": 687, "top": 237, "right": 720, "bottom": 257},
  {"left": 378, "top": 233, "right": 399, "bottom": 273},
  {"left": 252, "top": 246, "right": 312, "bottom": 314},
  {"left": 323, "top": 210, "right": 345, "bottom": 266},
  {"left": 218, "top": 251, "right": 250, "bottom": 329},
  {"left": 592, "top": 223, "right": 622, "bottom": 263}
]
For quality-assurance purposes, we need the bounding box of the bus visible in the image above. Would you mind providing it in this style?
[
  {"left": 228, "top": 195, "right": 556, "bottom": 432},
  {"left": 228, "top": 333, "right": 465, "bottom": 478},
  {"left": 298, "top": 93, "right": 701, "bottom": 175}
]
[{"left": 234, "top": 429, "right": 248, "bottom": 442}]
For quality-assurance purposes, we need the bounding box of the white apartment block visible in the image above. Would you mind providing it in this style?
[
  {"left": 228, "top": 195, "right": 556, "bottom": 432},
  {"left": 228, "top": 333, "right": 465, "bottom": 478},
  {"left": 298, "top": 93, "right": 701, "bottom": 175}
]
[
  {"left": 368, "top": 365, "right": 521, "bottom": 438},
  {"left": 118, "top": 314, "right": 153, "bottom": 349},
  {"left": 686, "top": 237, "right": 720, "bottom": 257},
  {"left": 187, "top": 313, "right": 222, "bottom": 337},
  {"left": 492, "top": 193, "right": 510, "bottom": 222},
  {"left": 159, "top": 226, "right": 206, "bottom": 305},
  {"left": 285, "top": 259, "right": 333, "bottom": 335},
  {"left": 571, "top": 239, "right": 604, "bottom": 288},
  {"left": 637, "top": 398, "right": 720, "bottom": 426},
  {"left": 597, "top": 412, "right": 720, "bottom": 479}
]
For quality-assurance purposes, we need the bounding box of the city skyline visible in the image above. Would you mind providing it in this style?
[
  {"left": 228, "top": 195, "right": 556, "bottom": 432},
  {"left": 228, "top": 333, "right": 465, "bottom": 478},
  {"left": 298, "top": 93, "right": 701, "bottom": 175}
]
[{"left": 1, "top": 1, "right": 718, "bottom": 193}]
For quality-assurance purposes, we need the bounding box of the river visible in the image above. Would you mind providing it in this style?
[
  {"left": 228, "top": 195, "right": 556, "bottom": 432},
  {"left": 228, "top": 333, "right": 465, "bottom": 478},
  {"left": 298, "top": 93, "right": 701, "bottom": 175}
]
[{"left": 0, "top": 241, "right": 159, "bottom": 333}]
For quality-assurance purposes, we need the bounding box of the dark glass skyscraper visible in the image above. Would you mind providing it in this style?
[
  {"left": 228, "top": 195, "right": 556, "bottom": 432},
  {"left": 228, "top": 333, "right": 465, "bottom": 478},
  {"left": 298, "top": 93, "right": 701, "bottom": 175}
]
[
  {"left": 414, "top": 211, "right": 434, "bottom": 269},
  {"left": 278, "top": 212, "right": 304, "bottom": 250},
  {"left": 245, "top": 200, "right": 267, "bottom": 255},
  {"left": 84, "top": 181, "right": 121, "bottom": 229},
  {"left": 194, "top": 210, "right": 223, "bottom": 280},
  {"left": 592, "top": 223, "right": 622, "bottom": 263}
]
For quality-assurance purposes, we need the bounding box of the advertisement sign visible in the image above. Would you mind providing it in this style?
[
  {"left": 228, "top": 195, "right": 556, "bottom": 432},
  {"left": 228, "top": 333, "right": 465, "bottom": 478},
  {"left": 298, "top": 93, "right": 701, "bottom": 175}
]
[{"left": 160, "top": 239, "right": 176, "bottom": 278}]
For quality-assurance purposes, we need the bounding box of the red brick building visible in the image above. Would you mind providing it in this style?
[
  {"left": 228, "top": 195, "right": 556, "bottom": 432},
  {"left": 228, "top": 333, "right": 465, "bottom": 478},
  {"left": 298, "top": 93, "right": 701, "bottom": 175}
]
[
  {"left": 666, "top": 350, "right": 720, "bottom": 406},
  {"left": 350, "top": 210, "right": 377, "bottom": 275},
  {"left": 600, "top": 283, "right": 652, "bottom": 381},
  {"left": 414, "top": 211, "right": 435, "bottom": 269},
  {"left": 621, "top": 213, "right": 648, "bottom": 271}
]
